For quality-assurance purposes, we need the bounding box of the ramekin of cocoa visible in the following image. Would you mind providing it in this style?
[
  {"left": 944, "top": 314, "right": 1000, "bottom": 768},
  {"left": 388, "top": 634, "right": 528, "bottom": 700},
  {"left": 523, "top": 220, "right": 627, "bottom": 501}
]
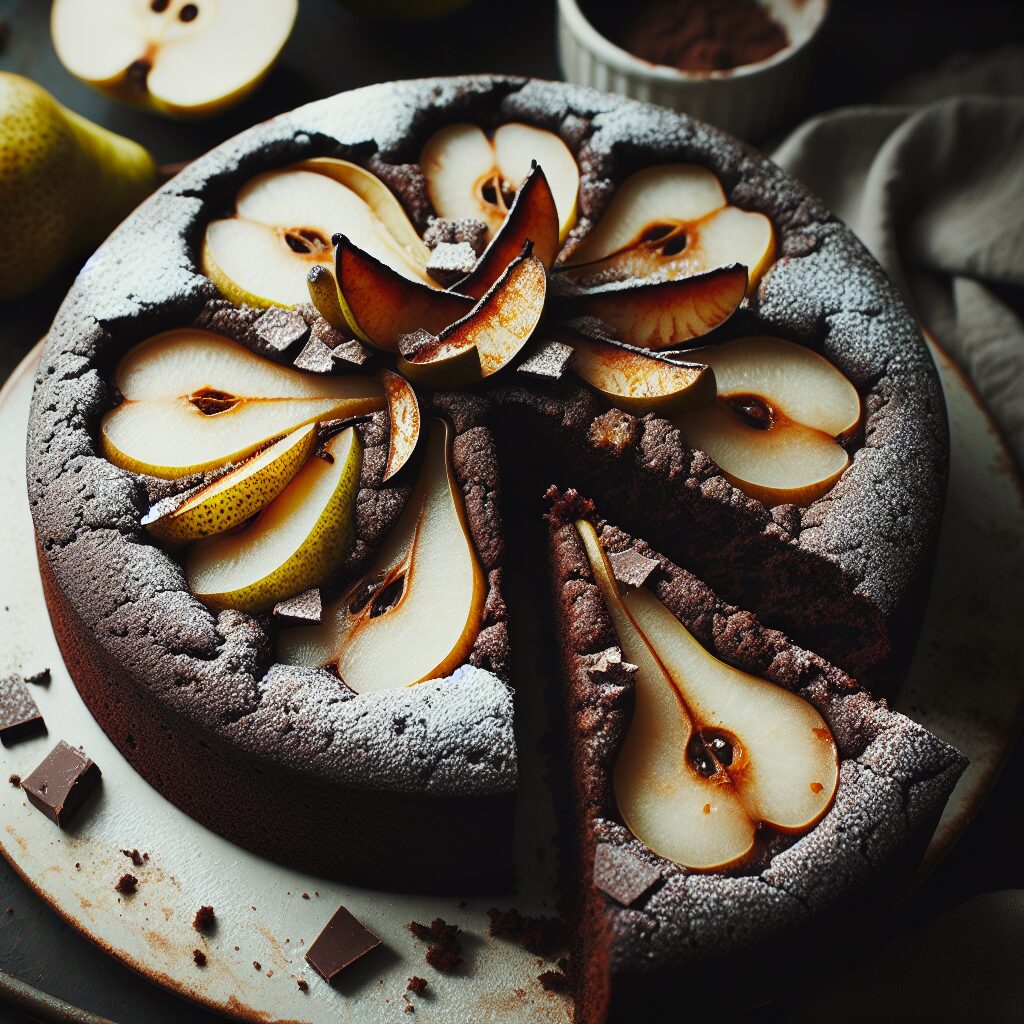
[{"left": 557, "top": 0, "right": 828, "bottom": 140}]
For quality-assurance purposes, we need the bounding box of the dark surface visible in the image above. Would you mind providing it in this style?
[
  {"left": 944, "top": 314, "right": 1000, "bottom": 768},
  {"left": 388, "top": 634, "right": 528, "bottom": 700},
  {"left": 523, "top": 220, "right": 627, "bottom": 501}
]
[{"left": 2, "top": 1, "right": 1023, "bottom": 1022}]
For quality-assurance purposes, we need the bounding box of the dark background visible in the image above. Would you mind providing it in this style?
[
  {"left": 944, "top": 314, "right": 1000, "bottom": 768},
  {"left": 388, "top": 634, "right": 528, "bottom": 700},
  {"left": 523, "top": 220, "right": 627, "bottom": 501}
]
[{"left": 2, "top": 1, "right": 1023, "bottom": 1021}]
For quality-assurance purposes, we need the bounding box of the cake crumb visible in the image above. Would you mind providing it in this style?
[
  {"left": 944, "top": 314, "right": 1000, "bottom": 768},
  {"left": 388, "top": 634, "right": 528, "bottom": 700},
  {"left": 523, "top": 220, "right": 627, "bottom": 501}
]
[
  {"left": 296, "top": 978, "right": 309, "bottom": 992},
  {"left": 115, "top": 874, "right": 138, "bottom": 896},
  {"left": 487, "top": 907, "right": 565, "bottom": 957},
  {"left": 407, "top": 976, "right": 428, "bottom": 996},
  {"left": 253, "top": 961, "right": 262, "bottom": 972},
  {"left": 8, "top": 774, "right": 20, "bottom": 788},
  {"left": 121, "top": 848, "right": 144, "bottom": 866},
  {"left": 301, "top": 892, "right": 310, "bottom": 899},
  {"left": 192, "top": 949, "right": 207, "bottom": 968},
  {"left": 538, "top": 969, "right": 569, "bottom": 992},
  {"left": 193, "top": 905, "right": 215, "bottom": 932},
  {"left": 407, "top": 918, "right": 463, "bottom": 972}
]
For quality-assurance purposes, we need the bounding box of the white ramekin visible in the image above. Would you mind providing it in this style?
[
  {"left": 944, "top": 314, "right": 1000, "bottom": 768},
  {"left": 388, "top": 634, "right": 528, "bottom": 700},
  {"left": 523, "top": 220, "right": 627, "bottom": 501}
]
[{"left": 557, "top": 0, "right": 829, "bottom": 141}]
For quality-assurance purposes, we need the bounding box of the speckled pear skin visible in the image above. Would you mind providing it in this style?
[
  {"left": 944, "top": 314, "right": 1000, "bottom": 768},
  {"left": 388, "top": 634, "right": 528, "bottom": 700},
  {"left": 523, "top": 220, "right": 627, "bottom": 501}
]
[
  {"left": 146, "top": 424, "right": 317, "bottom": 543},
  {"left": 548, "top": 507, "right": 965, "bottom": 1023},
  {"left": 0, "top": 73, "right": 157, "bottom": 299},
  {"left": 27, "top": 77, "right": 945, "bottom": 890}
]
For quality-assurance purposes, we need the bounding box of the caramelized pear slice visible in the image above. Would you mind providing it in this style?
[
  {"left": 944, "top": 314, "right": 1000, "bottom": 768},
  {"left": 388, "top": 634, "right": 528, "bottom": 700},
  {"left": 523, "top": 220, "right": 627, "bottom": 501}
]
[
  {"left": 377, "top": 368, "right": 421, "bottom": 481},
  {"left": 279, "top": 420, "right": 485, "bottom": 692}
]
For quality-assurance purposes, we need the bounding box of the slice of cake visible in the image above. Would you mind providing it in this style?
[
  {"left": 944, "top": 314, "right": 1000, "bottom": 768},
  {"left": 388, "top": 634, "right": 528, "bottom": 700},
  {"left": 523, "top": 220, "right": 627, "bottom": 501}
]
[{"left": 547, "top": 489, "right": 965, "bottom": 1022}]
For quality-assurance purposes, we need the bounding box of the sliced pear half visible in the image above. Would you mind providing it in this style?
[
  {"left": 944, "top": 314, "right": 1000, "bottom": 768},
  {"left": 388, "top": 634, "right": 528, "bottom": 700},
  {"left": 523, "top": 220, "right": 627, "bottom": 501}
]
[
  {"left": 577, "top": 519, "right": 838, "bottom": 870},
  {"left": 279, "top": 419, "right": 485, "bottom": 693},
  {"left": 144, "top": 422, "right": 316, "bottom": 543},
  {"left": 101, "top": 329, "right": 383, "bottom": 478},
  {"left": 187, "top": 425, "right": 362, "bottom": 614},
  {"left": 421, "top": 122, "right": 579, "bottom": 242},
  {"left": 564, "top": 164, "right": 775, "bottom": 290},
  {"left": 673, "top": 336, "right": 862, "bottom": 507},
  {"left": 202, "top": 162, "right": 431, "bottom": 309}
]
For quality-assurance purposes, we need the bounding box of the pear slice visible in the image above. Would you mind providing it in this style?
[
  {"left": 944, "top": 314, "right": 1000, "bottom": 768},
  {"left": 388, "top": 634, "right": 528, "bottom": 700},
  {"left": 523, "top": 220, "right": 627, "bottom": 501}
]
[
  {"left": 202, "top": 163, "right": 431, "bottom": 309},
  {"left": 564, "top": 164, "right": 774, "bottom": 290},
  {"left": 558, "top": 264, "right": 747, "bottom": 350},
  {"left": 144, "top": 423, "right": 317, "bottom": 543},
  {"left": 306, "top": 265, "right": 348, "bottom": 330},
  {"left": 101, "top": 329, "right": 383, "bottom": 478},
  {"left": 278, "top": 420, "right": 485, "bottom": 693},
  {"left": 673, "top": 336, "right": 862, "bottom": 507},
  {"left": 421, "top": 122, "right": 579, "bottom": 242},
  {"left": 187, "top": 425, "right": 362, "bottom": 614},
  {"left": 568, "top": 335, "right": 715, "bottom": 416},
  {"left": 334, "top": 235, "right": 473, "bottom": 351},
  {"left": 397, "top": 248, "right": 547, "bottom": 388},
  {"left": 51, "top": 0, "right": 297, "bottom": 119},
  {"left": 455, "top": 162, "right": 560, "bottom": 300},
  {"left": 577, "top": 520, "right": 838, "bottom": 870},
  {"left": 377, "top": 369, "right": 421, "bottom": 481}
]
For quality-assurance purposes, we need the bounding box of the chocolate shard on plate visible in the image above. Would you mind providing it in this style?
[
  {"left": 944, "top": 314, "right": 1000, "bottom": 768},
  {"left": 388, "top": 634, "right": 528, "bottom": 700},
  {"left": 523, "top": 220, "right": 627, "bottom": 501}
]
[
  {"left": 517, "top": 339, "right": 574, "bottom": 382},
  {"left": 608, "top": 547, "right": 660, "bottom": 588},
  {"left": 306, "top": 905, "right": 381, "bottom": 983},
  {"left": 21, "top": 740, "right": 101, "bottom": 826},
  {"left": 592, "top": 842, "right": 662, "bottom": 907},
  {"left": 273, "top": 588, "right": 323, "bottom": 625},
  {"left": 0, "top": 677, "right": 46, "bottom": 746},
  {"left": 249, "top": 307, "right": 309, "bottom": 357}
]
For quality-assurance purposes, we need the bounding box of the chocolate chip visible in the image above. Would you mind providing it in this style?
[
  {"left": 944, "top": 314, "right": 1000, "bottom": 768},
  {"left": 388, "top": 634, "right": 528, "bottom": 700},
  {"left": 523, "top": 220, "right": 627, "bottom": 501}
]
[
  {"left": 21, "top": 741, "right": 100, "bottom": 827},
  {"left": 517, "top": 340, "right": 574, "bottom": 381},
  {"left": 306, "top": 906, "right": 381, "bottom": 983},
  {"left": 592, "top": 843, "right": 662, "bottom": 907},
  {"left": 0, "top": 678, "right": 45, "bottom": 746}
]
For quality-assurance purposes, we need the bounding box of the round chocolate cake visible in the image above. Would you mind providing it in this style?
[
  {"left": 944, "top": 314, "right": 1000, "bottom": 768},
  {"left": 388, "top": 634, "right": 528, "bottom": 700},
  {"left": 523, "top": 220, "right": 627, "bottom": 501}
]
[{"left": 28, "top": 76, "right": 959, "bottom": 1008}]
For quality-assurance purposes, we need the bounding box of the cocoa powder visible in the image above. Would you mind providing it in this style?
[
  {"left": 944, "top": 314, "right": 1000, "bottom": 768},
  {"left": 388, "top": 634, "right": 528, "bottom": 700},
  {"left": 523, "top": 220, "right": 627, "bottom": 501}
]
[{"left": 611, "top": 0, "right": 789, "bottom": 73}]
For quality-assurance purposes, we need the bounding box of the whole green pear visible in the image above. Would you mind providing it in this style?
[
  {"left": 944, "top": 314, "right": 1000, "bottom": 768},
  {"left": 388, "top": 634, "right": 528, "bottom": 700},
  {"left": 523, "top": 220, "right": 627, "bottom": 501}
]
[{"left": 0, "top": 73, "right": 157, "bottom": 300}]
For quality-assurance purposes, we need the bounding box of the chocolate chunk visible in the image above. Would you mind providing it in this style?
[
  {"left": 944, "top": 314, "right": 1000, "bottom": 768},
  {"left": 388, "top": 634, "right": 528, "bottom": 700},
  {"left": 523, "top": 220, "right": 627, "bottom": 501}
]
[
  {"left": 426, "top": 242, "right": 477, "bottom": 286},
  {"left": 273, "top": 588, "right": 322, "bottom": 625},
  {"left": 586, "top": 646, "right": 636, "bottom": 683},
  {"left": 293, "top": 335, "right": 335, "bottom": 374},
  {"left": 305, "top": 905, "right": 381, "bottom": 983},
  {"left": 250, "top": 307, "right": 309, "bottom": 357},
  {"left": 21, "top": 741, "right": 101, "bottom": 827},
  {"left": 0, "top": 678, "right": 45, "bottom": 746},
  {"left": 608, "top": 547, "right": 660, "bottom": 588},
  {"left": 592, "top": 842, "right": 661, "bottom": 907},
  {"left": 331, "top": 338, "right": 371, "bottom": 368},
  {"left": 193, "top": 905, "right": 216, "bottom": 933},
  {"left": 423, "top": 216, "right": 487, "bottom": 256},
  {"left": 517, "top": 340, "right": 574, "bottom": 381},
  {"left": 398, "top": 328, "right": 437, "bottom": 360},
  {"left": 115, "top": 873, "right": 138, "bottom": 895}
]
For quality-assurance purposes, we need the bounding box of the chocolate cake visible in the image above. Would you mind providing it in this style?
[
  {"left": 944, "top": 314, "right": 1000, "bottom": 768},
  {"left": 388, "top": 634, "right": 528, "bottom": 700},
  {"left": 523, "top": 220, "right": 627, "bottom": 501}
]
[
  {"left": 547, "top": 492, "right": 965, "bottom": 1022},
  {"left": 27, "top": 75, "right": 958, "bottom": 1008}
]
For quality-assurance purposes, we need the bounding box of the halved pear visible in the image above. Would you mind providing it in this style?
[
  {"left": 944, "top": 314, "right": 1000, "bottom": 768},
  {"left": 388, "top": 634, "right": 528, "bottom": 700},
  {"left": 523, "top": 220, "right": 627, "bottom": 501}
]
[
  {"left": 557, "top": 264, "right": 747, "bottom": 350},
  {"left": 577, "top": 520, "right": 838, "bottom": 870},
  {"left": 398, "top": 248, "right": 547, "bottom": 387},
  {"left": 101, "top": 329, "right": 383, "bottom": 478},
  {"left": 187, "top": 425, "right": 362, "bottom": 614},
  {"left": 51, "top": 0, "right": 297, "bottom": 119},
  {"left": 144, "top": 423, "right": 317, "bottom": 543},
  {"left": 455, "top": 162, "right": 560, "bottom": 300},
  {"left": 564, "top": 164, "right": 774, "bottom": 290},
  {"left": 278, "top": 420, "right": 485, "bottom": 693},
  {"left": 202, "top": 162, "right": 431, "bottom": 309},
  {"left": 377, "top": 368, "right": 421, "bottom": 481},
  {"left": 421, "top": 122, "right": 579, "bottom": 242},
  {"left": 334, "top": 235, "right": 473, "bottom": 351},
  {"left": 673, "top": 336, "right": 862, "bottom": 507},
  {"left": 568, "top": 335, "right": 715, "bottom": 416}
]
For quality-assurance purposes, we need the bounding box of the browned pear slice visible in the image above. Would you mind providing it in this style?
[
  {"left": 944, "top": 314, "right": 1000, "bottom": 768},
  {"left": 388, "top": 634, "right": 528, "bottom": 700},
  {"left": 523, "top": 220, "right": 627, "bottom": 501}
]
[
  {"left": 577, "top": 520, "right": 838, "bottom": 870},
  {"left": 673, "top": 336, "right": 862, "bottom": 507},
  {"left": 568, "top": 335, "right": 715, "bottom": 415},
  {"left": 421, "top": 122, "right": 579, "bottom": 241},
  {"left": 397, "top": 248, "right": 547, "bottom": 387},
  {"left": 101, "top": 329, "right": 383, "bottom": 478},
  {"left": 144, "top": 423, "right": 317, "bottom": 544},
  {"left": 306, "top": 264, "right": 348, "bottom": 329},
  {"left": 376, "top": 368, "right": 421, "bottom": 481},
  {"left": 455, "top": 162, "right": 560, "bottom": 300},
  {"left": 564, "top": 164, "right": 774, "bottom": 290},
  {"left": 278, "top": 420, "right": 486, "bottom": 693},
  {"left": 334, "top": 235, "right": 474, "bottom": 351},
  {"left": 557, "top": 264, "right": 747, "bottom": 350}
]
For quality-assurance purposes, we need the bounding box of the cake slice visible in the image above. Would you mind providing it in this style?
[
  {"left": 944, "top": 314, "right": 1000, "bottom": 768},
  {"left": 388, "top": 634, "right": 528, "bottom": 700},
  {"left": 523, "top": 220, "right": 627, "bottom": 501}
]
[{"left": 546, "top": 489, "right": 965, "bottom": 1023}]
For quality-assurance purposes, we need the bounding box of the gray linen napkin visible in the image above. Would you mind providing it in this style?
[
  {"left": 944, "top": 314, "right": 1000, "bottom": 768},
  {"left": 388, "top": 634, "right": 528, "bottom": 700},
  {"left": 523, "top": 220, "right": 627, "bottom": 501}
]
[{"left": 772, "top": 46, "right": 1024, "bottom": 466}]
